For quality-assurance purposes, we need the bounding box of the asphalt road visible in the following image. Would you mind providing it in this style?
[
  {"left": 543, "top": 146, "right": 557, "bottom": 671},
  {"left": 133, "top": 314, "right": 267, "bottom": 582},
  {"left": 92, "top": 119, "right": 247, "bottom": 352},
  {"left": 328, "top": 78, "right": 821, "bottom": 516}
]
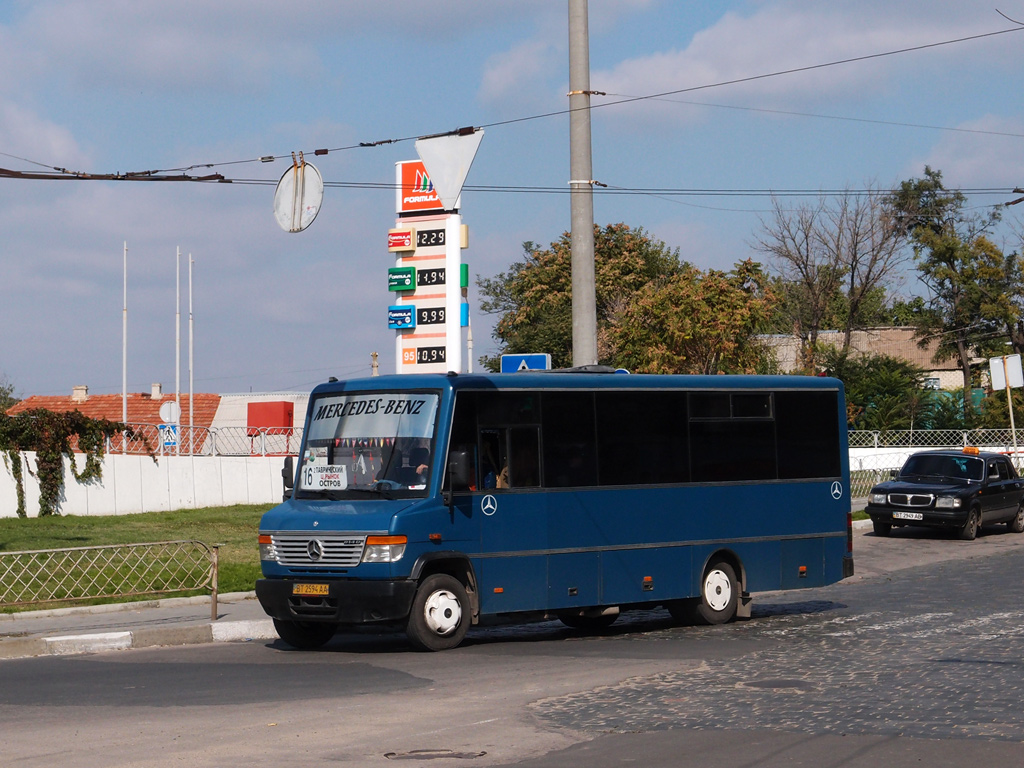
[{"left": 2, "top": 523, "right": 1023, "bottom": 767}]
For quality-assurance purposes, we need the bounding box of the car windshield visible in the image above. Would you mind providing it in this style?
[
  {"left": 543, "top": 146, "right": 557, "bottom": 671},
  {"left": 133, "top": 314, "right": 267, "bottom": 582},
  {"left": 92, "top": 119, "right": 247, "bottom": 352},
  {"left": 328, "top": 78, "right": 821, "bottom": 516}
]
[
  {"left": 296, "top": 391, "right": 439, "bottom": 499},
  {"left": 900, "top": 454, "right": 983, "bottom": 481}
]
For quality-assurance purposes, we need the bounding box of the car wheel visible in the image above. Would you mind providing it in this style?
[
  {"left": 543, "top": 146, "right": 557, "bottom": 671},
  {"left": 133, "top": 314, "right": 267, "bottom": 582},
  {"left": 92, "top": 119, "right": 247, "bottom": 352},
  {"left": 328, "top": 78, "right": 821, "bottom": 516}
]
[
  {"left": 959, "top": 508, "right": 980, "bottom": 541},
  {"left": 691, "top": 561, "right": 739, "bottom": 625},
  {"left": 1007, "top": 504, "right": 1024, "bottom": 534},
  {"left": 872, "top": 519, "right": 891, "bottom": 537},
  {"left": 406, "top": 573, "right": 470, "bottom": 651},
  {"left": 272, "top": 618, "right": 337, "bottom": 650}
]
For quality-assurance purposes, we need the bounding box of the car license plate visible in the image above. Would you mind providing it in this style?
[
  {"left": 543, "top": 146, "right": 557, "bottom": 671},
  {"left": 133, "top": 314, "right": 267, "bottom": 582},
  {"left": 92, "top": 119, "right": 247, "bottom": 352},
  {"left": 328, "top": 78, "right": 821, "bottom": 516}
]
[
  {"left": 893, "top": 511, "right": 923, "bottom": 521},
  {"left": 292, "top": 583, "right": 330, "bottom": 596}
]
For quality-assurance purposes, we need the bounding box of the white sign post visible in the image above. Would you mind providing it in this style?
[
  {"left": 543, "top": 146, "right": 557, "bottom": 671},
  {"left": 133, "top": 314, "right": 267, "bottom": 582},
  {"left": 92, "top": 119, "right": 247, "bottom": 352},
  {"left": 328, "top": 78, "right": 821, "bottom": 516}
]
[{"left": 989, "top": 354, "right": 1023, "bottom": 456}]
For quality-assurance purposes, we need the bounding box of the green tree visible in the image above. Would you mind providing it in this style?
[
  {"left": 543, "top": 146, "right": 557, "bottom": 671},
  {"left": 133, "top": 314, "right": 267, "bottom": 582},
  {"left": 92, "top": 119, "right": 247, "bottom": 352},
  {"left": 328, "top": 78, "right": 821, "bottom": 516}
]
[
  {"left": 614, "top": 259, "right": 778, "bottom": 374},
  {"left": 821, "top": 348, "right": 933, "bottom": 430},
  {"left": 477, "top": 224, "right": 683, "bottom": 370},
  {"left": 888, "top": 167, "right": 1003, "bottom": 424},
  {"left": 0, "top": 374, "right": 18, "bottom": 413}
]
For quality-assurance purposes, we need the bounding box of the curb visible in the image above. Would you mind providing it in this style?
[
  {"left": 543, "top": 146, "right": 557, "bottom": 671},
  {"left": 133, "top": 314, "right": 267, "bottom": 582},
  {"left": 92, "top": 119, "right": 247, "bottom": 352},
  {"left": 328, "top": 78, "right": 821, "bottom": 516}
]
[{"left": 0, "top": 613, "right": 278, "bottom": 661}]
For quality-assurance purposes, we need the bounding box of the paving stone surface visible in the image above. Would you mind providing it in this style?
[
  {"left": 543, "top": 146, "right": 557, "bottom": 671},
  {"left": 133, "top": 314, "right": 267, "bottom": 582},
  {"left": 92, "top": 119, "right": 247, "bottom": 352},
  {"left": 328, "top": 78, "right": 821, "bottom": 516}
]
[{"left": 531, "top": 547, "right": 1024, "bottom": 742}]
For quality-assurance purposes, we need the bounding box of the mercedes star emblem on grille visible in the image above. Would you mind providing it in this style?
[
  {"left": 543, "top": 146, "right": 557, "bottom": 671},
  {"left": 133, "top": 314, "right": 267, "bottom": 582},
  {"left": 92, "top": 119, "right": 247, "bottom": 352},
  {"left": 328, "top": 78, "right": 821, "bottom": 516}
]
[{"left": 307, "top": 539, "right": 325, "bottom": 561}]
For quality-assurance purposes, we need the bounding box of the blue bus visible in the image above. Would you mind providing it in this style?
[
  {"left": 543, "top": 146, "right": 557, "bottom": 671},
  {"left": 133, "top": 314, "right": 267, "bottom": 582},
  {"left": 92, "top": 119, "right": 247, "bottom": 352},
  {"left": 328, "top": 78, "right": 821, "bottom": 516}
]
[{"left": 256, "top": 371, "right": 854, "bottom": 651}]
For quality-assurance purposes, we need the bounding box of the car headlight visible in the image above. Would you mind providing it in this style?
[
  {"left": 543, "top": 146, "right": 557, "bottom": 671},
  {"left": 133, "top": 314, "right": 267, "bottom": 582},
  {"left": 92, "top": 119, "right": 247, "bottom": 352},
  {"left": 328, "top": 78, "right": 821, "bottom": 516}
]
[
  {"left": 935, "top": 496, "right": 962, "bottom": 509},
  {"left": 362, "top": 535, "right": 407, "bottom": 563},
  {"left": 869, "top": 493, "right": 887, "bottom": 505}
]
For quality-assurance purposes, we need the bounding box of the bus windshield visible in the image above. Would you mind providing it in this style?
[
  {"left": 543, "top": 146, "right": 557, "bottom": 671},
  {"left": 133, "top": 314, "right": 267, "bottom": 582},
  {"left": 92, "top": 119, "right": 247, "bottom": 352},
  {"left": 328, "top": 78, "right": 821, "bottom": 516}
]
[{"left": 297, "top": 392, "right": 439, "bottom": 498}]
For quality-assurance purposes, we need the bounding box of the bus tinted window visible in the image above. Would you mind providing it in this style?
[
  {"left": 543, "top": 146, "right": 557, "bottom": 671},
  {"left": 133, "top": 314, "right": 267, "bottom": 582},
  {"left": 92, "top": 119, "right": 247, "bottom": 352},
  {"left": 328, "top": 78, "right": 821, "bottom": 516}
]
[
  {"left": 596, "top": 391, "right": 689, "bottom": 485},
  {"left": 542, "top": 392, "right": 598, "bottom": 487},
  {"left": 690, "top": 419, "right": 777, "bottom": 482},
  {"left": 775, "top": 391, "right": 841, "bottom": 479}
]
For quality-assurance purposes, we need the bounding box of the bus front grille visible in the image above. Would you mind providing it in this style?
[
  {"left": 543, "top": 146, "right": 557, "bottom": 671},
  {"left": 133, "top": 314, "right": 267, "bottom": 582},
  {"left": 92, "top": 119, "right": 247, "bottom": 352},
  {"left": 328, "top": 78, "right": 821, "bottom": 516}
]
[{"left": 272, "top": 534, "right": 366, "bottom": 567}]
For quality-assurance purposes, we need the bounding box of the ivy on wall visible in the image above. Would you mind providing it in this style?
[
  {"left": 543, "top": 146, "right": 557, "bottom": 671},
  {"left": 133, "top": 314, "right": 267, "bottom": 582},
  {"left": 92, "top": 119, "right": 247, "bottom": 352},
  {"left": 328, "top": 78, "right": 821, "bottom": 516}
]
[{"left": 0, "top": 409, "right": 138, "bottom": 517}]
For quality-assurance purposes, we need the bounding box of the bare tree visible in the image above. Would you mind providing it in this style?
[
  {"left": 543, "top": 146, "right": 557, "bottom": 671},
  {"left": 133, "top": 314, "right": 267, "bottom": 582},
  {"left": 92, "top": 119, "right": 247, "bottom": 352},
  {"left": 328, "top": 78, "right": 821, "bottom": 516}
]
[
  {"left": 823, "top": 188, "right": 908, "bottom": 348},
  {"left": 756, "top": 188, "right": 908, "bottom": 367},
  {"left": 755, "top": 197, "right": 844, "bottom": 369}
]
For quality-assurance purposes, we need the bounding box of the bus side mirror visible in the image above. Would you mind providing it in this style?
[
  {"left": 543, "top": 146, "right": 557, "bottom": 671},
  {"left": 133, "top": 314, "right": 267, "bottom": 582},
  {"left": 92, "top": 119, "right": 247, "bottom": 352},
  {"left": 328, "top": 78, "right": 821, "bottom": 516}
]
[
  {"left": 443, "top": 449, "right": 473, "bottom": 506},
  {"left": 282, "top": 456, "right": 294, "bottom": 501}
]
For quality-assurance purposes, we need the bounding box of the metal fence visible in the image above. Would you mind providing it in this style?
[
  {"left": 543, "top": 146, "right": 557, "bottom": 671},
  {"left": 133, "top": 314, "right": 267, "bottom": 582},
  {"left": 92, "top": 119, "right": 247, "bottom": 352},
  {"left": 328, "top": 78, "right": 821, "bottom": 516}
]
[
  {"left": 108, "top": 424, "right": 303, "bottom": 457},
  {"left": 848, "top": 428, "right": 1024, "bottom": 450},
  {"left": 0, "top": 540, "right": 221, "bottom": 620}
]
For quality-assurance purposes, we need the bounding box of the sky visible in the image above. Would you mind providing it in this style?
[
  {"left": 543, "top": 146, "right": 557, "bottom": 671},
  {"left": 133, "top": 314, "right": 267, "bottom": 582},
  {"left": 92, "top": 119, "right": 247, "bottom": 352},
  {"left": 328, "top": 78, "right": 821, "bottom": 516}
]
[{"left": 1, "top": 0, "right": 1022, "bottom": 399}]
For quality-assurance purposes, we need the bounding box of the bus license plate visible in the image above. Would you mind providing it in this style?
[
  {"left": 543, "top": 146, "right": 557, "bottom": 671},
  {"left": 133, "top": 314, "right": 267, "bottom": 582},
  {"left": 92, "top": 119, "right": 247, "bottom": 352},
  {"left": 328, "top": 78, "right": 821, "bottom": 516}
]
[
  {"left": 292, "top": 583, "right": 330, "bottom": 596},
  {"left": 893, "top": 511, "right": 923, "bottom": 521}
]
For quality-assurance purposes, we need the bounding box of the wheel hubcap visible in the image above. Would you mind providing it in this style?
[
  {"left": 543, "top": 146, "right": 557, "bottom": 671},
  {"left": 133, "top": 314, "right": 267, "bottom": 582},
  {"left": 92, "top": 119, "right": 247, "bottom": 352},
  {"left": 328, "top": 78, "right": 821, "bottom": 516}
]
[
  {"left": 704, "top": 569, "right": 732, "bottom": 612},
  {"left": 423, "top": 589, "right": 462, "bottom": 636}
]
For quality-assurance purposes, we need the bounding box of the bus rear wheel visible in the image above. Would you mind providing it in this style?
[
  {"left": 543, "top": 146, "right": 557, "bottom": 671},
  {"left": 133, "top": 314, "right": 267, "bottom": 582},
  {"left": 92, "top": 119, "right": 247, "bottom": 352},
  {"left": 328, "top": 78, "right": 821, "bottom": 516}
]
[
  {"left": 406, "top": 573, "right": 470, "bottom": 651},
  {"left": 692, "top": 561, "right": 738, "bottom": 625},
  {"left": 273, "top": 618, "right": 337, "bottom": 650}
]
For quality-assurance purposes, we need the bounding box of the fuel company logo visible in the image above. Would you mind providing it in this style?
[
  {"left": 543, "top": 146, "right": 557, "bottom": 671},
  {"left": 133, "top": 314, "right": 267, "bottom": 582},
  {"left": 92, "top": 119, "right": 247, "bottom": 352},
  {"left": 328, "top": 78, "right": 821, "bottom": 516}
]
[
  {"left": 397, "top": 160, "right": 443, "bottom": 213},
  {"left": 414, "top": 169, "right": 434, "bottom": 194}
]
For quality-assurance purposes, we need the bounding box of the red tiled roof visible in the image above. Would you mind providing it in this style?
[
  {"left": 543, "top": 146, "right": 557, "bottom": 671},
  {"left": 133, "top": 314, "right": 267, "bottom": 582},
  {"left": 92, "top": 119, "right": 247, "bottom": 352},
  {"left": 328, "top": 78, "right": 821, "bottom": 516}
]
[{"left": 6, "top": 393, "right": 221, "bottom": 428}]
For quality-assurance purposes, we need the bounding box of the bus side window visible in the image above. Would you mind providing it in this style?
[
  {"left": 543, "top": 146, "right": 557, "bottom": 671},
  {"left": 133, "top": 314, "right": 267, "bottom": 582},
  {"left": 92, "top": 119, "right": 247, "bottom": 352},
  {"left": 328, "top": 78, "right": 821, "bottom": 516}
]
[
  {"left": 509, "top": 427, "right": 540, "bottom": 487},
  {"left": 480, "top": 429, "right": 508, "bottom": 490}
]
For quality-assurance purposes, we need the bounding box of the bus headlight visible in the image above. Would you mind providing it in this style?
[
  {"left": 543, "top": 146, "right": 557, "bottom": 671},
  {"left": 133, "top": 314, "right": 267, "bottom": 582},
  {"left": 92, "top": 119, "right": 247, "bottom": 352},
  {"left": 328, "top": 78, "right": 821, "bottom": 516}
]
[
  {"left": 935, "top": 496, "right": 961, "bottom": 509},
  {"left": 362, "top": 535, "right": 407, "bottom": 563},
  {"left": 258, "top": 534, "right": 279, "bottom": 562},
  {"left": 869, "top": 493, "right": 887, "bottom": 505}
]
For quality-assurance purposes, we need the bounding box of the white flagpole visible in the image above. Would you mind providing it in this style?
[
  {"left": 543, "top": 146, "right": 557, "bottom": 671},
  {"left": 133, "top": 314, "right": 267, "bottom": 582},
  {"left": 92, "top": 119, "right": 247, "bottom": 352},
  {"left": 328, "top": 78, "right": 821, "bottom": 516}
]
[
  {"left": 189, "top": 254, "right": 194, "bottom": 454},
  {"left": 122, "top": 242, "right": 128, "bottom": 447},
  {"left": 175, "top": 247, "right": 181, "bottom": 456}
]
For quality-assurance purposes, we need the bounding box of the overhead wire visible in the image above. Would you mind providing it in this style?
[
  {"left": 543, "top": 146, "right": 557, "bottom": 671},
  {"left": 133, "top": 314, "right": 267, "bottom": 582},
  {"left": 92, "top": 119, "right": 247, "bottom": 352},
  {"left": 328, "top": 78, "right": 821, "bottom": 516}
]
[{"left": 1, "top": 22, "right": 1023, "bottom": 195}]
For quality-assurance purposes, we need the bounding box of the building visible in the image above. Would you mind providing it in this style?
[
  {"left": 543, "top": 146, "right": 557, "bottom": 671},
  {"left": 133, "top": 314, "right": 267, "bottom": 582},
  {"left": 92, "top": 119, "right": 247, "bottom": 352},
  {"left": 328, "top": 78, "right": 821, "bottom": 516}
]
[{"left": 761, "top": 327, "right": 971, "bottom": 390}]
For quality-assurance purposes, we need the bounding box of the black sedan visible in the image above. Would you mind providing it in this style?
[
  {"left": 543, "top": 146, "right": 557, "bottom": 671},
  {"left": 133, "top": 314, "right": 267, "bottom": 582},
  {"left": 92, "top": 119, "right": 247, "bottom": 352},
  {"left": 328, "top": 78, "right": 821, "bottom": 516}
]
[{"left": 865, "top": 448, "right": 1024, "bottom": 540}]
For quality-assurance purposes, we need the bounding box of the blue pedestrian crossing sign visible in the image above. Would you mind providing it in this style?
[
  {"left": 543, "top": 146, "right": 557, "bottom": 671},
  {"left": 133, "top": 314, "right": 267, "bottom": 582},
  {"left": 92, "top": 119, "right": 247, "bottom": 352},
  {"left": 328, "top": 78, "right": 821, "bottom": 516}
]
[
  {"left": 500, "top": 353, "right": 552, "bottom": 373},
  {"left": 159, "top": 424, "right": 179, "bottom": 448}
]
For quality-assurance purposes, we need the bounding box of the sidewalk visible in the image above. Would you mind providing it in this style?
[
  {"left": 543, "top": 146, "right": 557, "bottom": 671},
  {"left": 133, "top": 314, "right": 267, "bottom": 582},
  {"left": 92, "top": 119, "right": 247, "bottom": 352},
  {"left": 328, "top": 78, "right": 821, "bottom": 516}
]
[{"left": 0, "top": 591, "right": 278, "bottom": 660}]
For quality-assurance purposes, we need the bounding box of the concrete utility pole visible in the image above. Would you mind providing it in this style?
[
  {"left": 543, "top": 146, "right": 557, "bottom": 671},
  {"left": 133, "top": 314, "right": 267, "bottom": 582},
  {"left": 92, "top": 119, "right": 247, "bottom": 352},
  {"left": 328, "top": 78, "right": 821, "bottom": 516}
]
[{"left": 568, "top": 0, "right": 598, "bottom": 367}]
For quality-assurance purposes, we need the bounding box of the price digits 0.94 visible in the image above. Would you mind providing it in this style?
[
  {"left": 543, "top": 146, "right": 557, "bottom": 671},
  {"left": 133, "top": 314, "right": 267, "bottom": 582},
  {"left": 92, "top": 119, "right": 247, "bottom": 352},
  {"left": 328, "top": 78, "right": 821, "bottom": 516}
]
[
  {"left": 417, "top": 346, "right": 446, "bottom": 364},
  {"left": 416, "top": 229, "right": 445, "bottom": 247}
]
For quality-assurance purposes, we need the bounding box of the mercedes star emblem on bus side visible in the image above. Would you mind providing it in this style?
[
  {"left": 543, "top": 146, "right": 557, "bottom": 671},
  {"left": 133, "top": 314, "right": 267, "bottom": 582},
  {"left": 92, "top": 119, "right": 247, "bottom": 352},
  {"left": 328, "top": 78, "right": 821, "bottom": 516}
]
[
  {"left": 831, "top": 482, "right": 843, "bottom": 500},
  {"left": 481, "top": 495, "right": 498, "bottom": 516},
  {"left": 307, "top": 539, "right": 325, "bottom": 561}
]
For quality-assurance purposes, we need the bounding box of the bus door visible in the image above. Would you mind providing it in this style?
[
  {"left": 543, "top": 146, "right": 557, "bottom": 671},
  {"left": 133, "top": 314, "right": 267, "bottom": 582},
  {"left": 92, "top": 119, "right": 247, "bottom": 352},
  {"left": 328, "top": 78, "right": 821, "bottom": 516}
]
[{"left": 474, "top": 426, "right": 547, "bottom": 614}]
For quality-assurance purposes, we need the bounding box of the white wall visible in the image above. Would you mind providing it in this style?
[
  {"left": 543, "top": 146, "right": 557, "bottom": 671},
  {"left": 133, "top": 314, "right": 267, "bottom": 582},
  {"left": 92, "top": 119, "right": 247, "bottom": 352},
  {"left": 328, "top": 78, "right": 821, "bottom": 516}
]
[{"left": 0, "top": 453, "right": 288, "bottom": 518}]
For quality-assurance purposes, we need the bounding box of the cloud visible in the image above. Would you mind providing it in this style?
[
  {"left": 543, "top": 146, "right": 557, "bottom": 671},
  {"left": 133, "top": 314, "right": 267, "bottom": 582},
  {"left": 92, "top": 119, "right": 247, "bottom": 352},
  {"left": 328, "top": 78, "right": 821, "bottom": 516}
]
[
  {"left": 591, "top": 2, "right": 1011, "bottom": 124},
  {"left": 479, "top": 38, "right": 564, "bottom": 111},
  {"left": 911, "top": 115, "right": 1024, "bottom": 189},
  {"left": 0, "top": 101, "right": 91, "bottom": 170}
]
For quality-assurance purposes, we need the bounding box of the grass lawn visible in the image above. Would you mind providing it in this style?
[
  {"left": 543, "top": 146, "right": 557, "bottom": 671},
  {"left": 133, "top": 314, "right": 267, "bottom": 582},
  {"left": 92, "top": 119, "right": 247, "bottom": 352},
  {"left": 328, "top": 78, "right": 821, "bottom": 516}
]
[{"left": 0, "top": 504, "right": 272, "bottom": 610}]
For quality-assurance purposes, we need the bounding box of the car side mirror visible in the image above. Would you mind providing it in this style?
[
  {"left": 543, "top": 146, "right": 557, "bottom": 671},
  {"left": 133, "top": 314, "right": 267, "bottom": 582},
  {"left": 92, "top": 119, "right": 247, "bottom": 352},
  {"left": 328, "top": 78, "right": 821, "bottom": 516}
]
[
  {"left": 282, "top": 455, "right": 294, "bottom": 501},
  {"left": 888, "top": 469, "right": 898, "bottom": 480}
]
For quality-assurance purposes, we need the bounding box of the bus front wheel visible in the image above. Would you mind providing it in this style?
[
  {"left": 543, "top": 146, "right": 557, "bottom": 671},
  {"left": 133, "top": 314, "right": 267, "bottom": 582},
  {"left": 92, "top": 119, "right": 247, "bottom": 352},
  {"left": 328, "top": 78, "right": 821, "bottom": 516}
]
[
  {"left": 693, "top": 561, "right": 738, "bottom": 625},
  {"left": 406, "top": 573, "right": 470, "bottom": 651},
  {"left": 273, "top": 618, "right": 337, "bottom": 650}
]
